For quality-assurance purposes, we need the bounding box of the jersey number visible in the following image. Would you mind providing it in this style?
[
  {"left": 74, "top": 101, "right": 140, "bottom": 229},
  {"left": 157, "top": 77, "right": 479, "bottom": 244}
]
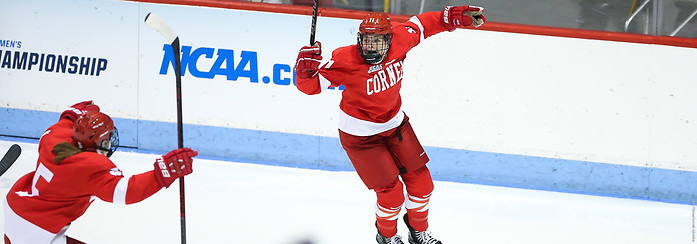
[{"left": 29, "top": 162, "right": 54, "bottom": 197}]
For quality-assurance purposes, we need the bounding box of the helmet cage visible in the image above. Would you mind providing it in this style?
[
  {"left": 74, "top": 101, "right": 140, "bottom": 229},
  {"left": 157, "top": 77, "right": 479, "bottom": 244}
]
[
  {"left": 94, "top": 127, "right": 119, "bottom": 158},
  {"left": 357, "top": 33, "right": 392, "bottom": 64}
]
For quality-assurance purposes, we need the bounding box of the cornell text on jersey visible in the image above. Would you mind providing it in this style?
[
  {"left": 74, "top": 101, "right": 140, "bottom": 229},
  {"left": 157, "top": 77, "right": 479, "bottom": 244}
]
[{"left": 366, "top": 60, "right": 403, "bottom": 95}]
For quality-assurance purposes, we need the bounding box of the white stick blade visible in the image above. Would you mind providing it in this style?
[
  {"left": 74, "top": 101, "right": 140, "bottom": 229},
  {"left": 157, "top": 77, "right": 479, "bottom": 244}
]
[{"left": 144, "top": 12, "right": 178, "bottom": 43}]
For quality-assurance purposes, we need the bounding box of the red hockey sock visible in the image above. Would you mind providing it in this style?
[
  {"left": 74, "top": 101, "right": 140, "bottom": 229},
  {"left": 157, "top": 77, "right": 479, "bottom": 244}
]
[
  {"left": 402, "top": 166, "right": 434, "bottom": 232},
  {"left": 374, "top": 178, "right": 405, "bottom": 237},
  {"left": 406, "top": 206, "right": 430, "bottom": 231}
]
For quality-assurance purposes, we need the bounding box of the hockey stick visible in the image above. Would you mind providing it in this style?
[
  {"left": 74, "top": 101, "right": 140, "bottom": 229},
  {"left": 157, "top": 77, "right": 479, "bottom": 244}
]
[
  {"left": 0, "top": 144, "right": 21, "bottom": 177},
  {"left": 144, "top": 12, "right": 188, "bottom": 244},
  {"left": 309, "top": 0, "right": 319, "bottom": 45}
]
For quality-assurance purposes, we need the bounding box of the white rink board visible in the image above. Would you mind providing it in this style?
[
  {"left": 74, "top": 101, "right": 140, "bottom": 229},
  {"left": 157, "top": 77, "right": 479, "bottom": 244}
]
[
  {"left": 402, "top": 32, "right": 697, "bottom": 171},
  {"left": 0, "top": 0, "right": 139, "bottom": 118}
]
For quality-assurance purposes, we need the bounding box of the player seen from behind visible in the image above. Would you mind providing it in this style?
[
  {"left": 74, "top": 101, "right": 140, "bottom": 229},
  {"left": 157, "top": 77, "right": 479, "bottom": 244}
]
[{"left": 3, "top": 101, "right": 198, "bottom": 244}]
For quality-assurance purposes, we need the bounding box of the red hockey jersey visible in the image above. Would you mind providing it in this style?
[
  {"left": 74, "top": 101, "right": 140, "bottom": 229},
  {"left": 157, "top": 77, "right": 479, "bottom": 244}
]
[
  {"left": 296, "top": 11, "right": 451, "bottom": 136},
  {"left": 5, "top": 118, "right": 163, "bottom": 234}
]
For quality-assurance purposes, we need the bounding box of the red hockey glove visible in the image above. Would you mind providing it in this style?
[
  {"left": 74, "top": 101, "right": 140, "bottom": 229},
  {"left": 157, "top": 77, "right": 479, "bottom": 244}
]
[
  {"left": 60, "top": 100, "right": 100, "bottom": 121},
  {"left": 154, "top": 148, "right": 198, "bottom": 188},
  {"left": 441, "top": 6, "right": 486, "bottom": 30},
  {"left": 294, "top": 42, "right": 323, "bottom": 79}
]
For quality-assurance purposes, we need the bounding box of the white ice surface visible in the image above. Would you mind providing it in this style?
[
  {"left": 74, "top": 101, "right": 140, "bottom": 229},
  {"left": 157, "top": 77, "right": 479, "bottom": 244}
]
[{"left": 0, "top": 140, "right": 693, "bottom": 244}]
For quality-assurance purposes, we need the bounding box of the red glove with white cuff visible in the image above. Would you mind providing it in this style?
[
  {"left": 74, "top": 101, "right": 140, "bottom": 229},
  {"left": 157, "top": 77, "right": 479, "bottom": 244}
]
[
  {"left": 60, "top": 100, "right": 100, "bottom": 122},
  {"left": 294, "top": 42, "right": 323, "bottom": 79},
  {"left": 154, "top": 148, "right": 198, "bottom": 188},
  {"left": 441, "top": 5, "right": 486, "bottom": 30}
]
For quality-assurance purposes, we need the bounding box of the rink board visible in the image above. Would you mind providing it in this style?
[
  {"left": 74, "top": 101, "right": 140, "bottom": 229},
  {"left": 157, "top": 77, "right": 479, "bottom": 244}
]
[
  {"left": 1, "top": 0, "right": 697, "bottom": 204},
  {"left": 2, "top": 108, "right": 696, "bottom": 204}
]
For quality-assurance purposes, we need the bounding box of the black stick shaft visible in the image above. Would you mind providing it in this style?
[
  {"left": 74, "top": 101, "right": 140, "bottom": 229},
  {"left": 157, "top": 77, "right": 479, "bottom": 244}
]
[
  {"left": 0, "top": 144, "right": 20, "bottom": 177},
  {"left": 310, "top": 0, "right": 319, "bottom": 45},
  {"left": 172, "top": 37, "right": 187, "bottom": 244}
]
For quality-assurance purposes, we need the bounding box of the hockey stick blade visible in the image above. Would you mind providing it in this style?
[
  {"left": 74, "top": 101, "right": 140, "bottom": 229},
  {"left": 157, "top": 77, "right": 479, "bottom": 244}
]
[
  {"left": 0, "top": 144, "right": 21, "bottom": 177},
  {"left": 145, "top": 12, "right": 178, "bottom": 43}
]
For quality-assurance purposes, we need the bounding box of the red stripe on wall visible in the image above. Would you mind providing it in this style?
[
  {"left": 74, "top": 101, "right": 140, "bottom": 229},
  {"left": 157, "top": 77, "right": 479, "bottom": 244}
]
[{"left": 128, "top": 0, "right": 697, "bottom": 48}]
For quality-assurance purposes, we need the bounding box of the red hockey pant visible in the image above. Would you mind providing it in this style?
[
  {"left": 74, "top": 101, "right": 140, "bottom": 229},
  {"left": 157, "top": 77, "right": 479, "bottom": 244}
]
[
  {"left": 339, "top": 115, "right": 434, "bottom": 237},
  {"left": 339, "top": 116, "right": 429, "bottom": 190}
]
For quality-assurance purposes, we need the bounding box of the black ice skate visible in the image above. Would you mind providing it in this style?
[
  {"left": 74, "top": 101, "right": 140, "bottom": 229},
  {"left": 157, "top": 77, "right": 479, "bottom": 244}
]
[
  {"left": 403, "top": 214, "right": 442, "bottom": 244},
  {"left": 376, "top": 231, "right": 405, "bottom": 244}
]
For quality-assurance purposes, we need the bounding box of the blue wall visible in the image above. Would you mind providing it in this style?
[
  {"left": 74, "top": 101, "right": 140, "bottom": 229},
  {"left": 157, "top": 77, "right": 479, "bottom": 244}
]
[{"left": 2, "top": 107, "right": 695, "bottom": 204}]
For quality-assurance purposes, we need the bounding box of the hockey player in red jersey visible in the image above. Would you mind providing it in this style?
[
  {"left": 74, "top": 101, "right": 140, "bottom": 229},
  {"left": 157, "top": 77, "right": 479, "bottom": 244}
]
[
  {"left": 294, "top": 6, "right": 485, "bottom": 244},
  {"left": 3, "top": 101, "right": 198, "bottom": 244}
]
